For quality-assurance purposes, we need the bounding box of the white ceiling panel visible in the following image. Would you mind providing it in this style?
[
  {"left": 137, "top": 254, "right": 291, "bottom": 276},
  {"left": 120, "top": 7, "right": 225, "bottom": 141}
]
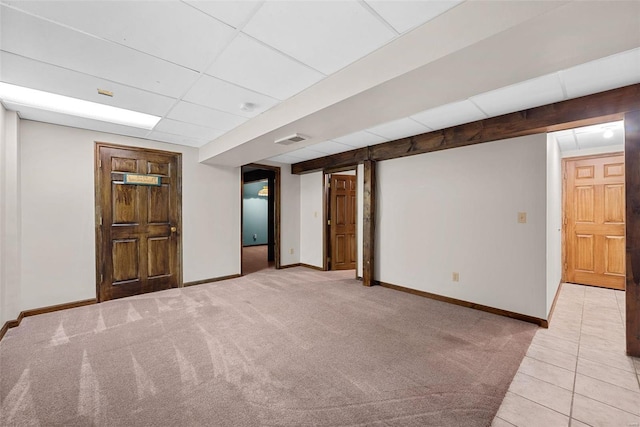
[
  {"left": 365, "top": 1, "right": 463, "bottom": 33},
  {"left": 307, "top": 140, "right": 356, "bottom": 155},
  {"left": 0, "top": 51, "right": 176, "bottom": 117},
  {"left": 285, "top": 147, "right": 327, "bottom": 162},
  {"left": 0, "top": 6, "right": 199, "bottom": 98},
  {"left": 366, "top": 118, "right": 431, "bottom": 140},
  {"left": 146, "top": 130, "right": 208, "bottom": 148},
  {"left": 206, "top": 34, "right": 325, "bottom": 100},
  {"left": 554, "top": 133, "right": 578, "bottom": 152},
  {"left": 184, "top": 0, "right": 262, "bottom": 29},
  {"left": 265, "top": 153, "right": 305, "bottom": 164},
  {"left": 561, "top": 48, "right": 640, "bottom": 99},
  {"left": 154, "top": 118, "right": 225, "bottom": 141},
  {"left": 8, "top": 103, "right": 151, "bottom": 139},
  {"left": 183, "top": 74, "right": 279, "bottom": 118},
  {"left": 167, "top": 101, "right": 247, "bottom": 131},
  {"left": 576, "top": 128, "right": 624, "bottom": 149},
  {"left": 242, "top": 1, "right": 396, "bottom": 75},
  {"left": 470, "top": 73, "right": 566, "bottom": 118},
  {"left": 411, "top": 99, "right": 486, "bottom": 131},
  {"left": 4, "top": 1, "right": 235, "bottom": 72},
  {"left": 333, "top": 131, "right": 388, "bottom": 148}
]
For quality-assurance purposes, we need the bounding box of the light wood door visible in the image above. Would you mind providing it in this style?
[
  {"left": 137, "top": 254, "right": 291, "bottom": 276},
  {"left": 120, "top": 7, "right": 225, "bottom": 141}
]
[
  {"left": 96, "top": 144, "right": 181, "bottom": 301},
  {"left": 565, "top": 154, "right": 625, "bottom": 290},
  {"left": 330, "top": 175, "right": 356, "bottom": 270}
]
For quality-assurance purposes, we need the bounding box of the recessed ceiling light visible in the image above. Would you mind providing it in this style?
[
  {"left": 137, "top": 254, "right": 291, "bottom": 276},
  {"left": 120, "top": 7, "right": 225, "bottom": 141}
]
[
  {"left": 0, "top": 82, "right": 160, "bottom": 129},
  {"left": 603, "top": 129, "right": 614, "bottom": 139}
]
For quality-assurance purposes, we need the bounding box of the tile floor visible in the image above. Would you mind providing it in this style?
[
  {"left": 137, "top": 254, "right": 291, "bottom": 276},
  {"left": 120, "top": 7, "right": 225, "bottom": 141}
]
[{"left": 493, "top": 283, "right": 640, "bottom": 427}]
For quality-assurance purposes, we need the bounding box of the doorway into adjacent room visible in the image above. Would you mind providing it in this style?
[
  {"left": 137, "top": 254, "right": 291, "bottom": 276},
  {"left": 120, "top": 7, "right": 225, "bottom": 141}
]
[
  {"left": 241, "top": 164, "right": 280, "bottom": 275},
  {"left": 552, "top": 121, "right": 625, "bottom": 291},
  {"left": 324, "top": 169, "right": 357, "bottom": 272}
]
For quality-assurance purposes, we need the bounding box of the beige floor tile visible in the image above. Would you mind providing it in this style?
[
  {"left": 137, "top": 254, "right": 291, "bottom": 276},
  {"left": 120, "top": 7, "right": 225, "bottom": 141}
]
[
  {"left": 569, "top": 419, "right": 591, "bottom": 427},
  {"left": 579, "top": 332, "right": 626, "bottom": 352},
  {"left": 579, "top": 346, "right": 636, "bottom": 373},
  {"left": 580, "top": 324, "right": 625, "bottom": 340},
  {"left": 531, "top": 333, "right": 579, "bottom": 356},
  {"left": 496, "top": 392, "right": 569, "bottom": 427},
  {"left": 508, "top": 372, "right": 573, "bottom": 415},
  {"left": 572, "top": 394, "right": 640, "bottom": 427},
  {"left": 574, "top": 373, "right": 640, "bottom": 415},
  {"left": 577, "top": 357, "right": 640, "bottom": 392},
  {"left": 491, "top": 417, "right": 516, "bottom": 427},
  {"left": 518, "top": 356, "right": 575, "bottom": 390},
  {"left": 535, "top": 327, "right": 580, "bottom": 344},
  {"left": 527, "top": 343, "right": 577, "bottom": 371}
]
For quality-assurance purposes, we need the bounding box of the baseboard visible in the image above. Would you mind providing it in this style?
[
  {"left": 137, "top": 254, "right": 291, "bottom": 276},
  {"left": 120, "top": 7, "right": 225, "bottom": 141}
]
[
  {"left": 376, "top": 281, "right": 548, "bottom": 328},
  {"left": 279, "top": 263, "right": 301, "bottom": 269},
  {"left": 546, "top": 281, "right": 563, "bottom": 324},
  {"left": 0, "top": 298, "right": 96, "bottom": 342},
  {"left": 279, "top": 263, "right": 325, "bottom": 271},
  {"left": 184, "top": 274, "right": 241, "bottom": 287}
]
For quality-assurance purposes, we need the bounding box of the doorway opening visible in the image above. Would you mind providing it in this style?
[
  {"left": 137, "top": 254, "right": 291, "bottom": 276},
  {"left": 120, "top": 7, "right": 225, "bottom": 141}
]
[
  {"left": 241, "top": 164, "right": 280, "bottom": 275},
  {"left": 324, "top": 168, "right": 358, "bottom": 275},
  {"left": 550, "top": 120, "right": 625, "bottom": 291}
]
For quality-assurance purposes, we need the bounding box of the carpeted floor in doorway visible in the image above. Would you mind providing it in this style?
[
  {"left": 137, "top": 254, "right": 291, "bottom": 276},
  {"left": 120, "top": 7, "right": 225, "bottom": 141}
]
[{"left": 0, "top": 267, "right": 537, "bottom": 426}]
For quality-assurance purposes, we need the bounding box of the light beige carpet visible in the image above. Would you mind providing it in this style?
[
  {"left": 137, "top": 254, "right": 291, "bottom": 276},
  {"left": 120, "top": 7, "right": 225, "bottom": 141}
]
[{"left": 0, "top": 267, "right": 536, "bottom": 426}]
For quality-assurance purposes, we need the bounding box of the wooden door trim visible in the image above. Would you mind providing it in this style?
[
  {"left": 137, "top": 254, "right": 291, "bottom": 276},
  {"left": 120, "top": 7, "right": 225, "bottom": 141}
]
[
  {"left": 561, "top": 152, "right": 624, "bottom": 283},
  {"left": 241, "top": 163, "right": 281, "bottom": 273},
  {"left": 94, "top": 142, "right": 183, "bottom": 302}
]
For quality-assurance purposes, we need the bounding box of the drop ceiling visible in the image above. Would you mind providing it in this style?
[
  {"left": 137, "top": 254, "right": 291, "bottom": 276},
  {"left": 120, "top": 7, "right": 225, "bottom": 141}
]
[{"left": 0, "top": 1, "right": 639, "bottom": 167}]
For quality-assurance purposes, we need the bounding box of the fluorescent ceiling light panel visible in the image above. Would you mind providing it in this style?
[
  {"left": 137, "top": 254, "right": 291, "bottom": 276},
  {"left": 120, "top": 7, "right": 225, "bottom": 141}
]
[{"left": 0, "top": 82, "right": 161, "bottom": 129}]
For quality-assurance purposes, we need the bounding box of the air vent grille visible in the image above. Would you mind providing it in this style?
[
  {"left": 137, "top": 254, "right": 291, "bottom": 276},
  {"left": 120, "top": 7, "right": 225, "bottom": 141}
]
[{"left": 275, "top": 133, "right": 307, "bottom": 145}]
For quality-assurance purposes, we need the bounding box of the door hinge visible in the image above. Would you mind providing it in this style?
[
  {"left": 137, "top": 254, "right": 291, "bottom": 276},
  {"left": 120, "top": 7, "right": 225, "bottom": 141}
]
[
  {"left": 98, "top": 159, "right": 102, "bottom": 168},
  {"left": 99, "top": 216, "right": 103, "bottom": 226},
  {"left": 327, "top": 219, "right": 331, "bottom": 225},
  {"left": 327, "top": 182, "right": 330, "bottom": 189},
  {"left": 563, "top": 217, "right": 567, "bottom": 225},
  {"left": 100, "top": 273, "right": 103, "bottom": 283}
]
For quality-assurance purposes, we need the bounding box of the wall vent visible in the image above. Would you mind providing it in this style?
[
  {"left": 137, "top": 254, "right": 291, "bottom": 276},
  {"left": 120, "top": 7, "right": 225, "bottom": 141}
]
[{"left": 274, "top": 133, "right": 307, "bottom": 145}]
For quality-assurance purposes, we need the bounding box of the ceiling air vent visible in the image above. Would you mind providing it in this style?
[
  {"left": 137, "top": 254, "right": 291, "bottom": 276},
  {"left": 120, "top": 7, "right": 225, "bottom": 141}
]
[{"left": 274, "top": 133, "right": 307, "bottom": 145}]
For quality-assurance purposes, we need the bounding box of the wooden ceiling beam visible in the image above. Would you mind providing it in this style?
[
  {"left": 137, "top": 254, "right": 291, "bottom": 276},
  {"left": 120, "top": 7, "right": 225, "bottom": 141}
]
[{"left": 291, "top": 84, "right": 640, "bottom": 174}]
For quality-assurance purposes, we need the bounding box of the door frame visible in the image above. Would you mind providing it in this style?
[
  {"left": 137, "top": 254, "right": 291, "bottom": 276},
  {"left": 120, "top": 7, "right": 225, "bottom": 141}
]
[
  {"left": 240, "top": 163, "right": 281, "bottom": 274},
  {"left": 94, "top": 142, "right": 183, "bottom": 302},
  {"left": 561, "top": 151, "right": 624, "bottom": 287},
  {"left": 323, "top": 166, "right": 358, "bottom": 276}
]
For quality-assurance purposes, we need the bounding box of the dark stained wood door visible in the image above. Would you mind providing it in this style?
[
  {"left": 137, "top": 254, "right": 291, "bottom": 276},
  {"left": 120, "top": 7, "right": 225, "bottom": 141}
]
[
  {"left": 330, "top": 174, "right": 356, "bottom": 270},
  {"left": 565, "top": 154, "right": 625, "bottom": 290},
  {"left": 95, "top": 144, "right": 181, "bottom": 301}
]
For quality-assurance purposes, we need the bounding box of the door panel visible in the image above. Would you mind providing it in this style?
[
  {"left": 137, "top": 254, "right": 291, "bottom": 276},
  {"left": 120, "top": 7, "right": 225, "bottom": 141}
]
[
  {"left": 96, "top": 144, "right": 181, "bottom": 301},
  {"left": 565, "top": 154, "right": 625, "bottom": 290},
  {"left": 330, "top": 174, "right": 356, "bottom": 270}
]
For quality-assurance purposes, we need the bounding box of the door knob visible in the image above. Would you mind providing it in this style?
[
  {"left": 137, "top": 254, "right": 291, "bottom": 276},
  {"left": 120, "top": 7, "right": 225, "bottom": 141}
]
[{"left": 170, "top": 226, "right": 177, "bottom": 233}]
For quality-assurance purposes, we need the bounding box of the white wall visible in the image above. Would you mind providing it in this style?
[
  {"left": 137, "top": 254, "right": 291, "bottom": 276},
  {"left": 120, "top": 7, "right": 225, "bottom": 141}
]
[
  {"left": 0, "top": 108, "right": 22, "bottom": 324},
  {"left": 546, "top": 135, "right": 563, "bottom": 315},
  {"left": 254, "top": 160, "right": 300, "bottom": 266},
  {"left": 377, "top": 134, "right": 549, "bottom": 319},
  {"left": 19, "top": 120, "right": 240, "bottom": 310},
  {"left": 299, "top": 172, "right": 323, "bottom": 267}
]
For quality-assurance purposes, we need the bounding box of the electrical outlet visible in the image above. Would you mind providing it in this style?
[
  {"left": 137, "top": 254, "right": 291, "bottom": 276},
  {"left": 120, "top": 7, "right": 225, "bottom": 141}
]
[
  {"left": 518, "top": 212, "right": 527, "bottom": 223},
  {"left": 290, "top": 248, "right": 294, "bottom": 255},
  {"left": 452, "top": 272, "right": 459, "bottom": 282}
]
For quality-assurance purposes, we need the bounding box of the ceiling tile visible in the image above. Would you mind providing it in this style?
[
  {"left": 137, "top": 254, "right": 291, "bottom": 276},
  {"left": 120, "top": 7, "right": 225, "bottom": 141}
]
[
  {"left": 242, "top": 1, "right": 396, "bottom": 75},
  {"left": 576, "top": 130, "right": 624, "bottom": 149},
  {"left": 285, "top": 147, "right": 327, "bottom": 161},
  {"left": 146, "top": 130, "right": 208, "bottom": 148},
  {"left": 265, "top": 153, "right": 305, "bottom": 164},
  {"left": 4, "top": 1, "right": 235, "bottom": 72},
  {"left": 0, "top": 51, "right": 176, "bottom": 117},
  {"left": 167, "top": 101, "right": 247, "bottom": 131},
  {"left": 366, "top": 118, "right": 431, "bottom": 140},
  {"left": 411, "top": 100, "right": 486, "bottom": 131},
  {"left": 333, "top": 131, "right": 388, "bottom": 148},
  {"left": 184, "top": 1, "right": 262, "bottom": 29},
  {"left": 307, "top": 140, "right": 355, "bottom": 155},
  {"left": 365, "top": 1, "right": 463, "bottom": 33},
  {"left": 153, "top": 118, "right": 225, "bottom": 141},
  {"left": 561, "top": 48, "right": 640, "bottom": 99},
  {"left": 470, "top": 73, "right": 565, "bottom": 117},
  {"left": 8, "top": 103, "right": 151, "bottom": 139},
  {"left": 0, "top": 6, "right": 199, "bottom": 98},
  {"left": 206, "top": 33, "right": 325, "bottom": 100},
  {"left": 183, "top": 74, "right": 279, "bottom": 118}
]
